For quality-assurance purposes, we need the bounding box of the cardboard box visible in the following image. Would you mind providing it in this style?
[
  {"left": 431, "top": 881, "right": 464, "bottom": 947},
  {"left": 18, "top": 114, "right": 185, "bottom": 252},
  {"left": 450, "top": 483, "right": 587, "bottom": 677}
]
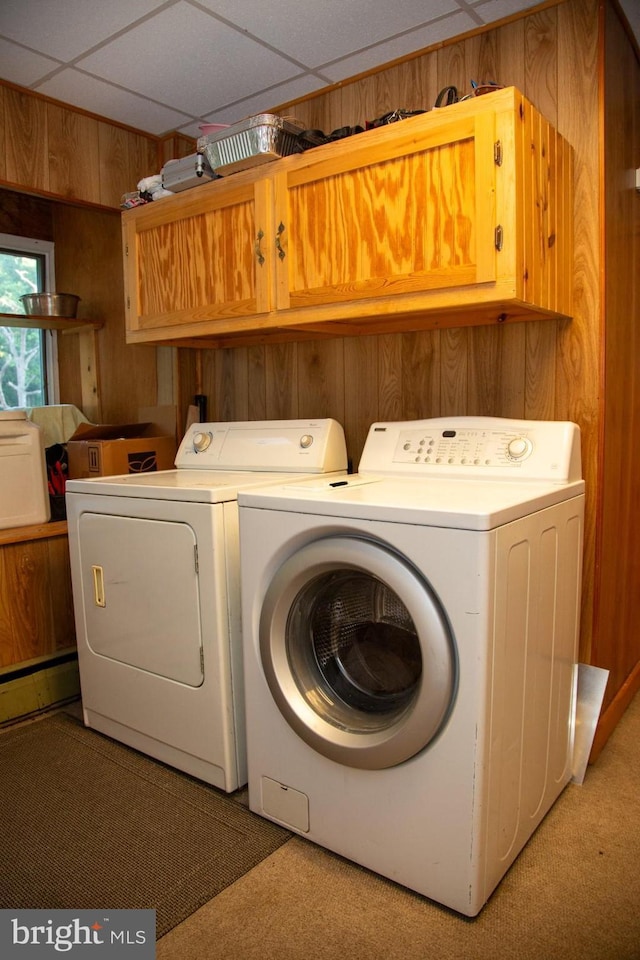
[{"left": 67, "top": 421, "right": 177, "bottom": 479}]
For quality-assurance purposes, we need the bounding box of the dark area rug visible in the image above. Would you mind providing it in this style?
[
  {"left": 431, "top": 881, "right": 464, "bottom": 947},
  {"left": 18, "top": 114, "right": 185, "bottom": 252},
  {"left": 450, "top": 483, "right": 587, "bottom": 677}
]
[{"left": 0, "top": 712, "right": 291, "bottom": 938}]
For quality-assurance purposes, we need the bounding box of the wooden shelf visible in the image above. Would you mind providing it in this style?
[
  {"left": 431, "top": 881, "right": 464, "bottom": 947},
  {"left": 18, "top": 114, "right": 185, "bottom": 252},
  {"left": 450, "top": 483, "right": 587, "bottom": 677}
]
[
  {"left": 0, "top": 520, "right": 68, "bottom": 546},
  {"left": 0, "top": 312, "right": 102, "bottom": 333}
]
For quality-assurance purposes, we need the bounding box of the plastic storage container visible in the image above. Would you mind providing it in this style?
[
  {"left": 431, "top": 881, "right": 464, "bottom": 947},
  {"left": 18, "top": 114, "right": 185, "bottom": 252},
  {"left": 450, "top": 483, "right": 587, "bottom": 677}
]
[{"left": 0, "top": 410, "right": 50, "bottom": 529}]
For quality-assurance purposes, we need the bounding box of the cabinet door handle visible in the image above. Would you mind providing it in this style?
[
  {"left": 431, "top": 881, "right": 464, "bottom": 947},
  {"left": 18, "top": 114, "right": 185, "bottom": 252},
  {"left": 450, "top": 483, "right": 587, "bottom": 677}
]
[
  {"left": 255, "top": 229, "right": 265, "bottom": 266},
  {"left": 275, "top": 222, "right": 286, "bottom": 261},
  {"left": 92, "top": 565, "right": 106, "bottom": 607}
]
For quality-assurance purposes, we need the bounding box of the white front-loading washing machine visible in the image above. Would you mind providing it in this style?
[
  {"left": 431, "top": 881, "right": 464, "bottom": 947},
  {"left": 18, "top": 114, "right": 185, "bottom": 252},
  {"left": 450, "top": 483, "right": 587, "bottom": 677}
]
[
  {"left": 238, "top": 417, "right": 585, "bottom": 915},
  {"left": 66, "top": 419, "right": 346, "bottom": 792}
]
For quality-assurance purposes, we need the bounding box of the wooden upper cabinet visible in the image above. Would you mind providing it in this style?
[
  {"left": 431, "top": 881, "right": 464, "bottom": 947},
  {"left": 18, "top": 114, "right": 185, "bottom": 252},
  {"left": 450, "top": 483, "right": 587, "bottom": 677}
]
[
  {"left": 273, "top": 109, "right": 498, "bottom": 313},
  {"left": 123, "top": 175, "right": 272, "bottom": 340},
  {"left": 123, "top": 87, "right": 573, "bottom": 346}
]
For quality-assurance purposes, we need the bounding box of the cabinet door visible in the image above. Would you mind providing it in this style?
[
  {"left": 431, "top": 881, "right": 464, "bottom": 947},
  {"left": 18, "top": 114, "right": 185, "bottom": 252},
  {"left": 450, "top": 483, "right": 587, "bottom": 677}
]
[
  {"left": 272, "top": 111, "right": 498, "bottom": 313},
  {"left": 123, "top": 177, "right": 272, "bottom": 340}
]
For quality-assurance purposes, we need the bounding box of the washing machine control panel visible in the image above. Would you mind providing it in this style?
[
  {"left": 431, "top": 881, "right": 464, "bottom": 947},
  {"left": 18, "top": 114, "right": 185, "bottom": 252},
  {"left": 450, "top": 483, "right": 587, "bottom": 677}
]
[
  {"left": 360, "top": 417, "right": 582, "bottom": 483},
  {"left": 395, "top": 427, "right": 534, "bottom": 467}
]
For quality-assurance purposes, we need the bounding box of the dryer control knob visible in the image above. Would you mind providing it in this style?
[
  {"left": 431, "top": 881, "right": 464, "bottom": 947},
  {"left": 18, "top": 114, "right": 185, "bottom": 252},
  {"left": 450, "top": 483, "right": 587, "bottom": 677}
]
[
  {"left": 507, "top": 436, "right": 530, "bottom": 459},
  {"left": 300, "top": 434, "right": 314, "bottom": 449},
  {"left": 192, "top": 431, "right": 212, "bottom": 453}
]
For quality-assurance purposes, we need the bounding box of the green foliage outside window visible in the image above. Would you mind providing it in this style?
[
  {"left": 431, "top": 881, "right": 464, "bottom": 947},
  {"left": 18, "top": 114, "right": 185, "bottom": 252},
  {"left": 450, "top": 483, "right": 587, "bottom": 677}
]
[{"left": 0, "top": 252, "right": 45, "bottom": 409}]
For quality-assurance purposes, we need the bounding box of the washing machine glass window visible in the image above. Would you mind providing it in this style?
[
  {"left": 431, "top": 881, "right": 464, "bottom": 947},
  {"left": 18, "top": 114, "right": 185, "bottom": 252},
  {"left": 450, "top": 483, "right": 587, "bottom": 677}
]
[
  {"left": 288, "top": 571, "right": 422, "bottom": 723},
  {"left": 260, "top": 536, "right": 457, "bottom": 770}
]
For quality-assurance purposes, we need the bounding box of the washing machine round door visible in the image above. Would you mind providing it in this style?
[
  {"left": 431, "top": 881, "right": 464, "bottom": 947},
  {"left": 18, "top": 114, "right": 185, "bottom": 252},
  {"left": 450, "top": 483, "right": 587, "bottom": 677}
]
[{"left": 259, "top": 536, "right": 456, "bottom": 769}]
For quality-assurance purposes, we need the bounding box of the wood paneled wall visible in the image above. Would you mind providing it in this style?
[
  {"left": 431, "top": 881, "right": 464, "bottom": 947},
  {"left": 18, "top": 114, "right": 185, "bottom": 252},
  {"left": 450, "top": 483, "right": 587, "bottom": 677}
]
[
  {"left": 0, "top": 78, "right": 170, "bottom": 676},
  {"left": 0, "top": 81, "right": 160, "bottom": 207},
  {"left": 0, "top": 74, "right": 168, "bottom": 422},
  {"left": 0, "top": 187, "right": 160, "bottom": 426},
  {"left": 0, "top": 530, "right": 75, "bottom": 667},
  {"left": 52, "top": 204, "right": 161, "bottom": 424},
  {"left": 591, "top": 0, "right": 640, "bottom": 744},
  {"left": 188, "top": 0, "right": 603, "bottom": 668},
  {"left": 0, "top": 189, "right": 53, "bottom": 239}
]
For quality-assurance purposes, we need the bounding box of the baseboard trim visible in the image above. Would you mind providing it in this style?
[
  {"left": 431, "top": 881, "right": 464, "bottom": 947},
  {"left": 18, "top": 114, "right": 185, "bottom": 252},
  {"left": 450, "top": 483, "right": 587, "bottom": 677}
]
[
  {"left": 590, "top": 659, "right": 640, "bottom": 762},
  {"left": 0, "top": 653, "right": 80, "bottom": 725}
]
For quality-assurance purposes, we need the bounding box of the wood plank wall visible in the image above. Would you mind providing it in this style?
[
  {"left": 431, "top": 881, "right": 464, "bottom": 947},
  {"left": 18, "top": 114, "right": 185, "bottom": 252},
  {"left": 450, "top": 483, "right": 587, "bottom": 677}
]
[
  {"left": 591, "top": 0, "right": 640, "bottom": 743},
  {"left": 0, "top": 187, "right": 161, "bottom": 430},
  {"left": 0, "top": 81, "right": 160, "bottom": 207},
  {"left": 0, "top": 74, "right": 169, "bottom": 425},
  {"left": 188, "top": 0, "right": 602, "bottom": 669},
  {"left": 0, "top": 85, "right": 167, "bottom": 670},
  {"left": 53, "top": 204, "right": 162, "bottom": 424},
  {"left": 0, "top": 533, "right": 75, "bottom": 666}
]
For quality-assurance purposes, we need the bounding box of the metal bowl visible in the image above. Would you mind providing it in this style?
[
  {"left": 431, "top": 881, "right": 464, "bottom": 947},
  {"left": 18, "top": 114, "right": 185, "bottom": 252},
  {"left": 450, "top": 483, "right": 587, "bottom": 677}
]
[{"left": 19, "top": 293, "right": 81, "bottom": 318}]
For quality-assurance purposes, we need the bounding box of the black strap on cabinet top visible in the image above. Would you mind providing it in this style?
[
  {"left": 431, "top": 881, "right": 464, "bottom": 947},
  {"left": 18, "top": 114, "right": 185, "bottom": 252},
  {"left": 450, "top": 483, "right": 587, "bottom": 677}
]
[{"left": 434, "top": 86, "right": 459, "bottom": 107}]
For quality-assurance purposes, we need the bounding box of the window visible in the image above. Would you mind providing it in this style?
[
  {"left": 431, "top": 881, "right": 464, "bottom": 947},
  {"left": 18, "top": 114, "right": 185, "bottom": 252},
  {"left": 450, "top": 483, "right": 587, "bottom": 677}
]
[{"left": 0, "top": 233, "right": 59, "bottom": 410}]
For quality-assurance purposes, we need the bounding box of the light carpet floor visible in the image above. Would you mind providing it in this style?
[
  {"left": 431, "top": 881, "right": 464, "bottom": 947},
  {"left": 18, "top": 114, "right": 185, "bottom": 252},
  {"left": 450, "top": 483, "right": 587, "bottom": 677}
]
[{"left": 158, "top": 691, "right": 640, "bottom": 960}]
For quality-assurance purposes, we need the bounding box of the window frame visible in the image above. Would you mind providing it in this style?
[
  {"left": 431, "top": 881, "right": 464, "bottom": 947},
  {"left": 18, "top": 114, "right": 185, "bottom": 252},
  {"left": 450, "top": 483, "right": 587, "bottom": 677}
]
[{"left": 0, "top": 232, "right": 60, "bottom": 406}]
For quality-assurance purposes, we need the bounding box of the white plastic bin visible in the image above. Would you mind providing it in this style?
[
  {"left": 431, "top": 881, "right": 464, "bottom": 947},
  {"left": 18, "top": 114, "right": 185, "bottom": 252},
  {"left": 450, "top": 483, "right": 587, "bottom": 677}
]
[{"left": 0, "top": 410, "right": 50, "bottom": 529}]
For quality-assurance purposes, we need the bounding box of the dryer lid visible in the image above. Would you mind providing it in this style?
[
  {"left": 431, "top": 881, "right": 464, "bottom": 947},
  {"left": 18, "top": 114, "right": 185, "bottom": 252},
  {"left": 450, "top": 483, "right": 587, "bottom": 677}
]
[{"left": 66, "top": 468, "right": 346, "bottom": 502}]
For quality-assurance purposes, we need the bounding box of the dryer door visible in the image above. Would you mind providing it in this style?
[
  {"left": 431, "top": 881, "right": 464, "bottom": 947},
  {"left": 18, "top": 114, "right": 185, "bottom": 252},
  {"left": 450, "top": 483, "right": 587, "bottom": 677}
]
[
  {"left": 259, "top": 536, "right": 456, "bottom": 769},
  {"left": 78, "top": 512, "right": 203, "bottom": 686}
]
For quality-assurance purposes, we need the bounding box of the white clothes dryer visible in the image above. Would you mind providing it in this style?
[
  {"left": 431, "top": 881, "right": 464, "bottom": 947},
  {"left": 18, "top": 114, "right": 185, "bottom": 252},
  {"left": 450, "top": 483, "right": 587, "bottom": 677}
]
[
  {"left": 238, "top": 417, "right": 585, "bottom": 915},
  {"left": 66, "top": 419, "right": 347, "bottom": 792}
]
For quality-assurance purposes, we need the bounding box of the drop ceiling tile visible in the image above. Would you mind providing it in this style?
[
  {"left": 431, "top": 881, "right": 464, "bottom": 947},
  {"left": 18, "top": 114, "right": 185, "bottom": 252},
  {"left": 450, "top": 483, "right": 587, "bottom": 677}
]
[
  {"left": 194, "top": 74, "right": 330, "bottom": 129},
  {"left": 1, "top": 0, "right": 638, "bottom": 140},
  {"left": 0, "top": 0, "right": 167, "bottom": 62},
  {"left": 37, "top": 69, "right": 191, "bottom": 136},
  {"left": 320, "top": 11, "right": 477, "bottom": 85},
  {"left": 75, "top": 2, "right": 303, "bottom": 117},
  {"left": 197, "top": 0, "right": 461, "bottom": 64},
  {"left": 472, "top": 0, "right": 542, "bottom": 26},
  {"left": 175, "top": 121, "right": 213, "bottom": 140},
  {"left": 0, "top": 38, "right": 60, "bottom": 87}
]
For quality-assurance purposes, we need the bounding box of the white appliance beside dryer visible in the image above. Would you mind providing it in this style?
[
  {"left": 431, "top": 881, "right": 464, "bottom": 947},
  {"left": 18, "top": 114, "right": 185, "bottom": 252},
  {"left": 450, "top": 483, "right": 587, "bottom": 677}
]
[
  {"left": 238, "top": 417, "right": 585, "bottom": 915},
  {"left": 66, "top": 418, "right": 347, "bottom": 792}
]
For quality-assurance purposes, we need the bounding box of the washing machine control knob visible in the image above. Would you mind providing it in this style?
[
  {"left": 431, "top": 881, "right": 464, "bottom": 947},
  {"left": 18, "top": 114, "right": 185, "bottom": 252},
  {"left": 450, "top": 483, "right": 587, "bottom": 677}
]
[
  {"left": 300, "top": 434, "right": 314, "bottom": 449},
  {"left": 192, "top": 430, "right": 213, "bottom": 453},
  {"left": 507, "top": 436, "right": 531, "bottom": 460}
]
